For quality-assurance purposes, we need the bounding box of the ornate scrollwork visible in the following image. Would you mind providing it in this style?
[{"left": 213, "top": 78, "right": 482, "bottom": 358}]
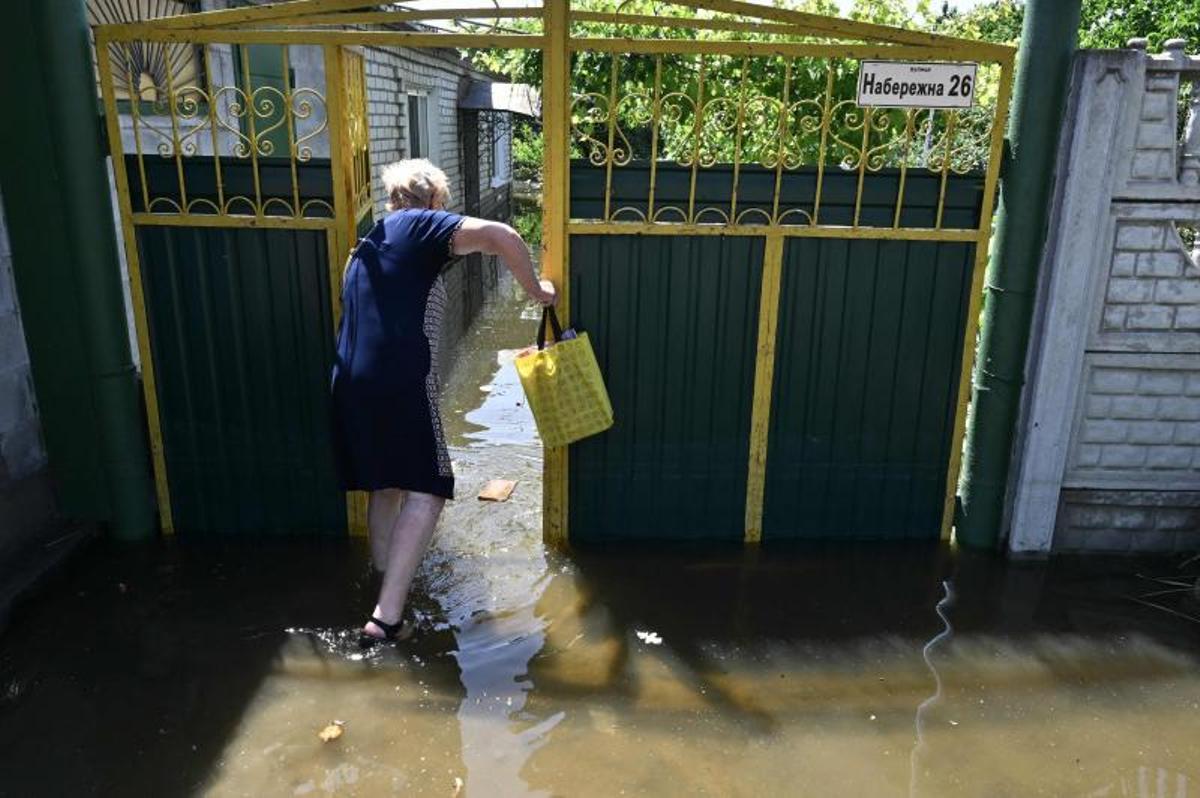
[
  {"left": 861, "top": 108, "right": 902, "bottom": 172},
  {"left": 827, "top": 100, "right": 868, "bottom": 171},
  {"left": 610, "top": 206, "right": 648, "bottom": 222},
  {"left": 741, "top": 95, "right": 784, "bottom": 168},
  {"left": 291, "top": 88, "right": 327, "bottom": 162},
  {"left": 694, "top": 206, "right": 731, "bottom": 224},
  {"left": 735, "top": 207, "right": 774, "bottom": 225},
  {"left": 776, "top": 207, "right": 815, "bottom": 226},
  {"left": 249, "top": 86, "right": 288, "bottom": 157},
  {"left": 261, "top": 197, "right": 296, "bottom": 217},
  {"left": 184, "top": 198, "right": 221, "bottom": 215},
  {"left": 146, "top": 197, "right": 183, "bottom": 213},
  {"left": 698, "top": 95, "right": 740, "bottom": 169},
  {"left": 300, "top": 199, "right": 335, "bottom": 219},
  {"left": 611, "top": 87, "right": 652, "bottom": 166},
  {"left": 946, "top": 105, "right": 995, "bottom": 174},
  {"left": 213, "top": 85, "right": 253, "bottom": 159},
  {"left": 173, "top": 86, "right": 211, "bottom": 157},
  {"left": 651, "top": 205, "right": 689, "bottom": 223},
  {"left": 570, "top": 92, "right": 614, "bottom": 166},
  {"left": 659, "top": 90, "right": 698, "bottom": 166},
  {"left": 782, "top": 95, "right": 827, "bottom": 170},
  {"left": 222, "top": 195, "right": 258, "bottom": 215}
]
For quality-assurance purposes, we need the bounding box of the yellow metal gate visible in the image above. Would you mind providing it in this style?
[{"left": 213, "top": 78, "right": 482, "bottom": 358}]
[{"left": 94, "top": 1, "right": 1012, "bottom": 544}]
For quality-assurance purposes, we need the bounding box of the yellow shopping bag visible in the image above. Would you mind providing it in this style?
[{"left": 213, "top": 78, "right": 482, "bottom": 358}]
[{"left": 516, "top": 308, "right": 614, "bottom": 449}]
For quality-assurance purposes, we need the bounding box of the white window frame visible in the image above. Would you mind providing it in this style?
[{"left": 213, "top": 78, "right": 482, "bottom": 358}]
[
  {"left": 405, "top": 89, "right": 439, "bottom": 160},
  {"left": 491, "top": 114, "right": 512, "bottom": 189}
]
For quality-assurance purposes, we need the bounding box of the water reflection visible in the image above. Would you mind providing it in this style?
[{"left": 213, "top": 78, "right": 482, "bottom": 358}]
[{"left": 910, "top": 580, "right": 954, "bottom": 798}]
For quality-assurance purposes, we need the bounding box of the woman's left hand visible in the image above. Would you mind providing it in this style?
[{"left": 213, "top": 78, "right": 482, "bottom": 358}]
[{"left": 534, "top": 279, "right": 558, "bottom": 306}]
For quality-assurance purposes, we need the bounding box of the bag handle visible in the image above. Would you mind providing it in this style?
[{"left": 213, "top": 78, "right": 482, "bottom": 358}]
[{"left": 537, "top": 306, "right": 565, "bottom": 350}]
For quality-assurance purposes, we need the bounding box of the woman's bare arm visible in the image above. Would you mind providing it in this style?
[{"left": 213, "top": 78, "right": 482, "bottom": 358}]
[{"left": 452, "top": 217, "right": 556, "bottom": 305}]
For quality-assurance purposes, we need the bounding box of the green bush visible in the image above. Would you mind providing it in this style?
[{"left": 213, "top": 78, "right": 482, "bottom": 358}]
[
  {"left": 512, "top": 123, "right": 544, "bottom": 182},
  {"left": 513, "top": 199, "right": 542, "bottom": 254}
]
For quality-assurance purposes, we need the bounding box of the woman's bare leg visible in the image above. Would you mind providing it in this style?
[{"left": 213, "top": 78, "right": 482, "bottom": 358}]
[
  {"left": 367, "top": 489, "right": 406, "bottom": 574},
  {"left": 364, "top": 491, "right": 445, "bottom": 637}
]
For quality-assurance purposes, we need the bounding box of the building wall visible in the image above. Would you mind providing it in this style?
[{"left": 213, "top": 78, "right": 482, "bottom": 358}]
[
  {"left": 1009, "top": 43, "right": 1200, "bottom": 553},
  {"left": 361, "top": 44, "right": 511, "bottom": 376},
  {"left": 0, "top": 189, "right": 54, "bottom": 543}
]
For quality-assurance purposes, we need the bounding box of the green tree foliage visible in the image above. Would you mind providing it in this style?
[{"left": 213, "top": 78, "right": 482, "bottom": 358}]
[
  {"left": 476, "top": 0, "right": 1199, "bottom": 181},
  {"left": 932, "top": 0, "right": 1023, "bottom": 45},
  {"left": 1079, "top": 0, "right": 1200, "bottom": 50},
  {"left": 930, "top": 0, "right": 1199, "bottom": 50},
  {"left": 472, "top": 0, "right": 984, "bottom": 179}
]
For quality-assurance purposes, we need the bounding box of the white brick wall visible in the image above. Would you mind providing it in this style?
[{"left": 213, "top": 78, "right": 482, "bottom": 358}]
[
  {"left": 1013, "top": 47, "right": 1200, "bottom": 552},
  {"left": 1129, "top": 71, "right": 1182, "bottom": 182},
  {"left": 1100, "top": 219, "right": 1200, "bottom": 336},
  {"left": 363, "top": 46, "right": 461, "bottom": 215},
  {"left": 1055, "top": 490, "right": 1200, "bottom": 552},
  {"left": 1067, "top": 356, "right": 1200, "bottom": 489},
  {"left": 0, "top": 190, "right": 47, "bottom": 483}
]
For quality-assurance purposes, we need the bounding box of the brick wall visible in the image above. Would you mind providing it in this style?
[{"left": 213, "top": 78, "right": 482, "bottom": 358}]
[
  {"left": 1128, "top": 70, "right": 1184, "bottom": 183},
  {"left": 1055, "top": 47, "right": 1200, "bottom": 550},
  {"left": 1070, "top": 357, "right": 1200, "bottom": 482},
  {"left": 1100, "top": 219, "right": 1200, "bottom": 339},
  {"left": 1011, "top": 44, "right": 1200, "bottom": 552},
  {"left": 1055, "top": 490, "right": 1200, "bottom": 552}
]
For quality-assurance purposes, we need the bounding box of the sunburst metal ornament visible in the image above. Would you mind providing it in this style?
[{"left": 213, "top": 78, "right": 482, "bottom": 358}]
[{"left": 88, "top": 0, "right": 203, "bottom": 101}]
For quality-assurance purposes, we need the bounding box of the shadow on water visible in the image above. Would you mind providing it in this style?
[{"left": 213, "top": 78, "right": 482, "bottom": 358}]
[
  {"left": 521, "top": 545, "right": 1199, "bottom": 796},
  {"left": 0, "top": 535, "right": 465, "bottom": 797},
  {"left": 0, "top": 277, "right": 1198, "bottom": 797}
]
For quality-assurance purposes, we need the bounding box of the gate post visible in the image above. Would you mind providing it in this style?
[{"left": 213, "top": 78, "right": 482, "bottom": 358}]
[
  {"left": 541, "top": 0, "right": 570, "bottom": 547},
  {"left": 0, "top": 0, "right": 156, "bottom": 540},
  {"left": 957, "top": 0, "right": 1082, "bottom": 549}
]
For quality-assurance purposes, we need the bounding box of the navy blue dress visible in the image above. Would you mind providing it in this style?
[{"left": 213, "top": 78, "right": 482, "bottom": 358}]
[{"left": 331, "top": 208, "right": 465, "bottom": 499}]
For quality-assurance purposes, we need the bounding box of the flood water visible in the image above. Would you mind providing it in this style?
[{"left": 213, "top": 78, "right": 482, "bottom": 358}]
[{"left": 1, "top": 279, "right": 1198, "bottom": 797}]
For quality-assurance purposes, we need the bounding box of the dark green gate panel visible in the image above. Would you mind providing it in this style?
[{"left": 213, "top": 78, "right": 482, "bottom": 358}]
[
  {"left": 761, "top": 238, "right": 976, "bottom": 540},
  {"left": 137, "top": 226, "right": 345, "bottom": 537},
  {"left": 568, "top": 235, "right": 763, "bottom": 542},
  {"left": 570, "top": 161, "right": 984, "bottom": 230}
]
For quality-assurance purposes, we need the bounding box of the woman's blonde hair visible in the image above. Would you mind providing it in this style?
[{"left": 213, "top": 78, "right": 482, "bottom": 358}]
[{"left": 381, "top": 158, "right": 451, "bottom": 211}]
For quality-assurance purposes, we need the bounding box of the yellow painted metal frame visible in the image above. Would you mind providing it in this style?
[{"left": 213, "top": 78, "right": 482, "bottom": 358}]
[
  {"left": 96, "top": 27, "right": 175, "bottom": 535},
  {"left": 96, "top": 0, "right": 1012, "bottom": 548},
  {"left": 541, "top": 0, "right": 570, "bottom": 548},
  {"left": 744, "top": 235, "right": 784, "bottom": 543}
]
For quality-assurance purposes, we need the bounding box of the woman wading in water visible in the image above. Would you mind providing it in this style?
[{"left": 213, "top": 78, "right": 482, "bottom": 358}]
[{"left": 330, "top": 159, "right": 555, "bottom": 644}]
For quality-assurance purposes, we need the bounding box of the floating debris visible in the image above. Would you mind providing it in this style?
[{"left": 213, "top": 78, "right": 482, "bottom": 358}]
[
  {"left": 318, "top": 720, "right": 346, "bottom": 742},
  {"left": 478, "top": 479, "right": 517, "bottom": 502},
  {"left": 635, "top": 630, "right": 663, "bottom": 646}
]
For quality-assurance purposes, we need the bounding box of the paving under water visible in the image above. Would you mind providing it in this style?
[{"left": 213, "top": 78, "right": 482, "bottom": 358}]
[{"left": 0, "top": 279, "right": 1197, "bottom": 797}]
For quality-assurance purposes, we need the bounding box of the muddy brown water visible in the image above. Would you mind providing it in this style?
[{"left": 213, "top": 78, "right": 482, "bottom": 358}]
[{"left": 1, "top": 280, "right": 1198, "bottom": 797}]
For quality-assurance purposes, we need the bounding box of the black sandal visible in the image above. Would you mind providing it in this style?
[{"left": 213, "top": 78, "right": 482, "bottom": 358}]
[{"left": 357, "top": 615, "right": 416, "bottom": 647}]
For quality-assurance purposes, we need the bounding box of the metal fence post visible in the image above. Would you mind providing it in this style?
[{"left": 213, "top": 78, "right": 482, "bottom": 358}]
[{"left": 957, "top": 0, "right": 1083, "bottom": 549}]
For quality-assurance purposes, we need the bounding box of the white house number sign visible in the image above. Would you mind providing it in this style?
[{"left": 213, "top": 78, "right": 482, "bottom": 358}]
[{"left": 857, "top": 61, "right": 979, "bottom": 109}]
